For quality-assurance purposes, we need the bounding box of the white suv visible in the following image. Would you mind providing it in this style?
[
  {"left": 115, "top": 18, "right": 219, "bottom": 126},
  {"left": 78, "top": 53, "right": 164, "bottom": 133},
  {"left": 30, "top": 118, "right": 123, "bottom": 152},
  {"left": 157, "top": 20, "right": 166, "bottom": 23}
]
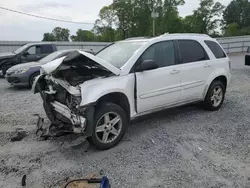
[{"left": 33, "top": 34, "right": 231, "bottom": 150}]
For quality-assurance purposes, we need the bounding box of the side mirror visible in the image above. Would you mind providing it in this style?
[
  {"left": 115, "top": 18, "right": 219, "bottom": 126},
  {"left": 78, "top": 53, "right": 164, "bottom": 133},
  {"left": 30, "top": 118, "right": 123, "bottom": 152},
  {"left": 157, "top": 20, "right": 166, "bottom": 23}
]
[
  {"left": 136, "top": 60, "right": 158, "bottom": 72},
  {"left": 23, "top": 51, "right": 29, "bottom": 56}
]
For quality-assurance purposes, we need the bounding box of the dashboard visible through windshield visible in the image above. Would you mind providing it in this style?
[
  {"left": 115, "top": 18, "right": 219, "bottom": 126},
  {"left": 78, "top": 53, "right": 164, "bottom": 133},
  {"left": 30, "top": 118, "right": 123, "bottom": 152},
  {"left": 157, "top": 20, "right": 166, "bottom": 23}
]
[{"left": 96, "top": 41, "right": 146, "bottom": 68}]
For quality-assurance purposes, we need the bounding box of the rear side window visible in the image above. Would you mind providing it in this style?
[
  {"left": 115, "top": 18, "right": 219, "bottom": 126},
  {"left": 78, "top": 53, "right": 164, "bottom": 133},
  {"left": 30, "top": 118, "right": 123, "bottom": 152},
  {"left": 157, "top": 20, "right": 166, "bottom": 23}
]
[
  {"left": 178, "top": 40, "right": 209, "bottom": 64},
  {"left": 205, "top": 40, "right": 226, "bottom": 59},
  {"left": 40, "top": 45, "right": 54, "bottom": 54}
]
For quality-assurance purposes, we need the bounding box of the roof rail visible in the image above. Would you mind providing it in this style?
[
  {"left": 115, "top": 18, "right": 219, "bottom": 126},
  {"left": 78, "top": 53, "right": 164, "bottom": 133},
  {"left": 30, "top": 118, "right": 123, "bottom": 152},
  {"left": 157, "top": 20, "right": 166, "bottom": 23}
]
[
  {"left": 160, "top": 33, "right": 210, "bottom": 37},
  {"left": 125, "top": 36, "right": 151, "bottom": 40}
]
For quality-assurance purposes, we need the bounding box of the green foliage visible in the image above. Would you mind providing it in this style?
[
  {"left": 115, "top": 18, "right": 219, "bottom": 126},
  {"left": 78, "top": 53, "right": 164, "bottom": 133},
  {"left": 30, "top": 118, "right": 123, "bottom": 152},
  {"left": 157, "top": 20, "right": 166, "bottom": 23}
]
[
  {"left": 42, "top": 33, "right": 56, "bottom": 41},
  {"left": 223, "top": 0, "right": 250, "bottom": 36},
  {"left": 184, "top": 0, "right": 225, "bottom": 34},
  {"left": 52, "top": 27, "right": 70, "bottom": 41},
  {"left": 223, "top": 0, "right": 250, "bottom": 28},
  {"left": 71, "top": 29, "right": 96, "bottom": 42},
  {"left": 42, "top": 0, "right": 250, "bottom": 41},
  {"left": 224, "top": 23, "right": 240, "bottom": 36},
  {"left": 42, "top": 27, "right": 70, "bottom": 41}
]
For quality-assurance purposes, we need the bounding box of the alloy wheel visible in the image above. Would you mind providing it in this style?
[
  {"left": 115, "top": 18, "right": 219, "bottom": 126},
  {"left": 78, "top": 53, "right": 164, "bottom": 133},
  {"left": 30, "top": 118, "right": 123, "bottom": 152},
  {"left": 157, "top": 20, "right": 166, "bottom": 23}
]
[
  {"left": 95, "top": 112, "right": 122, "bottom": 144},
  {"left": 211, "top": 86, "right": 223, "bottom": 107}
]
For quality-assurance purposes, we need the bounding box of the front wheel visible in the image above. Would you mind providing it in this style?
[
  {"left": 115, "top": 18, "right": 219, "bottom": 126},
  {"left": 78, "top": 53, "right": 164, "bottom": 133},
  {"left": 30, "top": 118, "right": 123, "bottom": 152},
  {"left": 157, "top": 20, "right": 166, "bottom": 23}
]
[
  {"left": 2, "top": 64, "right": 13, "bottom": 76},
  {"left": 29, "top": 72, "right": 40, "bottom": 87},
  {"left": 203, "top": 80, "right": 226, "bottom": 111},
  {"left": 87, "top": 102, "right": 128, "bottom": 150}
]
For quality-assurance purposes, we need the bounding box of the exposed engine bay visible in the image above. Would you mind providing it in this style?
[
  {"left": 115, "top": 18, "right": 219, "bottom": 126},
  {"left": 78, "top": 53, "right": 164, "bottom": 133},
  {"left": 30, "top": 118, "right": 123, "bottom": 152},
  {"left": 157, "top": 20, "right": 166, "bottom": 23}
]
[
  {"left": 33, "top": 51, "right": 117, "bottom": 137},
  {"left": 51, "top": 51, "right": 113, "bottom": 86}
]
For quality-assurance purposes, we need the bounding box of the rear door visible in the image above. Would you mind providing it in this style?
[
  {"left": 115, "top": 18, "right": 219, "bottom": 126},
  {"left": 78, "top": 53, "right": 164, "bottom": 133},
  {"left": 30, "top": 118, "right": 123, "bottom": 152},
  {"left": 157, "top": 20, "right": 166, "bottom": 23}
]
[
  {"left": 40, "top": 45, "right": 55, "bottom": 59},
  {"left": 177, "top": 40, "right": 211, "bottom": 102},
  {"left": 136, "top": 40, "right": 182, "bottom": 113}
]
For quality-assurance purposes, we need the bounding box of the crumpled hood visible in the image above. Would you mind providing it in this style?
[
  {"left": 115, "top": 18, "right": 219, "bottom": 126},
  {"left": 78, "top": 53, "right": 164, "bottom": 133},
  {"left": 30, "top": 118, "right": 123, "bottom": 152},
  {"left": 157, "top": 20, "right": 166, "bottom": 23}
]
[
  {"left": 0, "top": 52, "right": 15, "bottom": 59},
  {"left": 41, "top": 50, "right": 121, "bottom": 75},
  {"left": 8, "top": 62, "right": 39, "bottom": 71}
]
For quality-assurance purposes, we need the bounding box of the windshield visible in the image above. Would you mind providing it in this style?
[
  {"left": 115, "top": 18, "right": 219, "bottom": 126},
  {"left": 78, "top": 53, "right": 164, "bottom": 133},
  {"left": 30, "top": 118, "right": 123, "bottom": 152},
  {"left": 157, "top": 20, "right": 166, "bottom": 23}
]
[
  {"left": 14, "top": 44, "right": 29, "bottom": 54},
  {"left": 96, "top": 41, "right": 145, "bottom": 68},
  {"left": 39, "top": 51, "right": 64, "bottom": 64}
]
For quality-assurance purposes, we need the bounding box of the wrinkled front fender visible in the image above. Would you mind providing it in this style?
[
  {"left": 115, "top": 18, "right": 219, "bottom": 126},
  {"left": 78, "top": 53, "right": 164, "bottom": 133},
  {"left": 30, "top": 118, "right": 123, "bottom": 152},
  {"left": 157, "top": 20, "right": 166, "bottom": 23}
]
[{"left": 32, "top": 74, "right": 45, "bottom": 94}]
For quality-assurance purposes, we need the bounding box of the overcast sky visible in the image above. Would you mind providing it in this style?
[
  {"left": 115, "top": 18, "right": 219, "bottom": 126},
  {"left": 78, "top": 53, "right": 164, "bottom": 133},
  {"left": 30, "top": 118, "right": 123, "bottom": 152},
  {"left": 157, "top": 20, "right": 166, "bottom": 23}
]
[{"left": 0, "top": 0, "right": 232, "bottom": 41}]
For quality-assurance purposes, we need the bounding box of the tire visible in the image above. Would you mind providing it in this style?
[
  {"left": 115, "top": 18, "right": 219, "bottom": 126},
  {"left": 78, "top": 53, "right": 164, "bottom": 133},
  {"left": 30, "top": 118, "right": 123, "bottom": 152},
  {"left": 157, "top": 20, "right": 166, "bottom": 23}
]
[
  {"left": 203, "top": 80, "right": 226, "bottom": 111},
  {"left": 87, "top": 102, "right": 128, "bottom": 150},
  {"left": 29, "top": 72, "right": 40, "bottom": 87},
  {"left": 2, "top": 64, "right": 13, "bottom": 76}
]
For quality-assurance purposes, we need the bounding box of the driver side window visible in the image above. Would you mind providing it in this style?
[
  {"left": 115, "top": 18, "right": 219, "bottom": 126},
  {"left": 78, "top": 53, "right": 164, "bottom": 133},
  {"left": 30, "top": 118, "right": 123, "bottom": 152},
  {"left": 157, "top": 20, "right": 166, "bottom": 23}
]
[
  {"left": 27, "top": 46, "right": 36, "bottom": 55},
  {"left": 140, "top": 41, "right": 176, "bottom": 68},
  {"left": 26, "top": 46, "right": 41, "bottom": 55}
]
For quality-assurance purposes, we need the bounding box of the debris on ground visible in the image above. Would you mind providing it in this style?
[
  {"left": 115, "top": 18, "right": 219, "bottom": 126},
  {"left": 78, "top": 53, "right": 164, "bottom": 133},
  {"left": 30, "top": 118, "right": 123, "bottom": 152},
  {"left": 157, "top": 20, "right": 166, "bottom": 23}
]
[
  {"left": 21, "top": 175, "right": 26, "bottom": 186},
  {"left": 10, "top": 131, "right": 27, "bottom": 142}
]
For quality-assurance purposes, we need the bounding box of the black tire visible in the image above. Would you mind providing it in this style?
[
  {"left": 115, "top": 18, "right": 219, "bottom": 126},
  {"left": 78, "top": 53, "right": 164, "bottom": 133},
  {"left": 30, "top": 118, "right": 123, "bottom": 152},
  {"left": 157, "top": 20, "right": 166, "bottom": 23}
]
[
  {"left": 203, "top": 80, "right": 226, "bottom": 111},
  {"left": 29, "top": 72, "right": 40, "bottom": 87},
  {"left": 87, "top": 102, "right": 128, "bottom": 150},
  {"left": 2, "top": 64, "right": 13, "bottom": 76}
]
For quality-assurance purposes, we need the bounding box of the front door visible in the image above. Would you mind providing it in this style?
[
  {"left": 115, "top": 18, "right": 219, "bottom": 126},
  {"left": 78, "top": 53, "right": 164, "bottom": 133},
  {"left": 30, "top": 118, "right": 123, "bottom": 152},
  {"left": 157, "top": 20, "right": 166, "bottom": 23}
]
[
  {"left": 21, "top": 45, "right": 41, "bottom": 63},
  {"left": 136, "top": 40, "right": 182, "bottom": 113}
]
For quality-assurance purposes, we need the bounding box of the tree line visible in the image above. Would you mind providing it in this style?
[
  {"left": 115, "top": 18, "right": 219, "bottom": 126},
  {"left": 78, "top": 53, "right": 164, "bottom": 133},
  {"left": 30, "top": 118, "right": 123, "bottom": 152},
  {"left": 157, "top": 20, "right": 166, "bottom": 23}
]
[{"left": 42, "top": 0, "right": 250, "bottom": 42}]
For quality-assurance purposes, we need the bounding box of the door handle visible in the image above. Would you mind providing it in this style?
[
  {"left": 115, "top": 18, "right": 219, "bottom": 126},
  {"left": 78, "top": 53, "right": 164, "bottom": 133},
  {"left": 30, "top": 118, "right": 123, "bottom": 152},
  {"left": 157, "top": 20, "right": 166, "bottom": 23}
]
[
  {"left": 36, "top": 56, "right": 41, "bottom": 58},
  {"left": 170, "top": 69, "right": 180, "bottom": 74},
  {"left": 204, "top": 64, "right": 211, "bottom": 68}
]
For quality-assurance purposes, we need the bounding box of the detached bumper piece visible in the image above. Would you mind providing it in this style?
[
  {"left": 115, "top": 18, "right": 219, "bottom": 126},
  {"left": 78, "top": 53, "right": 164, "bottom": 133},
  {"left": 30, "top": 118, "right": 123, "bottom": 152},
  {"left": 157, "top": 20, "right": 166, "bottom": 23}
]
[
  {"left": 51, "top": 101, "right": 86, "bottom": 133},
  {"left": 35, "top": 115, "right": 68, "bottom": 139}
]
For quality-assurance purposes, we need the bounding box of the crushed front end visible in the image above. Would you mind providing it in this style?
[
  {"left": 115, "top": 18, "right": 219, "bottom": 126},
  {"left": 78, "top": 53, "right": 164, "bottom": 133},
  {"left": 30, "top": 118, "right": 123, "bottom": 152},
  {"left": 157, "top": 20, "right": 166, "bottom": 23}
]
[
  {"left": 33, "top": 74, "right": 89, "bottom": 136},
  {"left": 32, "top": 50, "right": 118, "bottom": 138}
]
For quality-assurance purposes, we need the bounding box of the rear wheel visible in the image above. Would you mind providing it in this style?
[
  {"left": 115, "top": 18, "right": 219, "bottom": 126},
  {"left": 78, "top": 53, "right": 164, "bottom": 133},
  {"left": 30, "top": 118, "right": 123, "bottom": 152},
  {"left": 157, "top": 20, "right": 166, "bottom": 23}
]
[
  {"left": 203, "top": 80, "right": 226, "bottom": 111},
  {"left": 87, "top": 102, "right": 128, "bottom": 150}
]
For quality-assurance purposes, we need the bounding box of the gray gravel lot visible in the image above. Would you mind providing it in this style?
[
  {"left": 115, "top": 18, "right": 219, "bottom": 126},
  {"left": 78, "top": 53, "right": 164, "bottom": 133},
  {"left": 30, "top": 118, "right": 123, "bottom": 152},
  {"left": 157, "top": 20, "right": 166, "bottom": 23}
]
[{"left": 0, "top": 53, "right": 250, "bottom": 188}]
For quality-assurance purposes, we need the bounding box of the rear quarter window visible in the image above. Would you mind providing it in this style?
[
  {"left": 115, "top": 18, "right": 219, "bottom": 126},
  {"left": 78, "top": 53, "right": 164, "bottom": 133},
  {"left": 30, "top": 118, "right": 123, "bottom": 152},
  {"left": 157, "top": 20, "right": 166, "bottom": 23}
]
[
  {"left": 40, "top": 45, "right": 54, "bottom": 54},
  {"left": 204, "top": 40, "right": 226, "bottom": 59}
]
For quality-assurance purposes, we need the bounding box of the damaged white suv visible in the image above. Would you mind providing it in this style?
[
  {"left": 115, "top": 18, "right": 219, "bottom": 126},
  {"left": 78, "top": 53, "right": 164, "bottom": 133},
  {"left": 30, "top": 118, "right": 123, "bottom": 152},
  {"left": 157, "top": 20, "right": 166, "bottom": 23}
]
[{"left": 33, "top": 34, "right": 231, "bottom": 150}]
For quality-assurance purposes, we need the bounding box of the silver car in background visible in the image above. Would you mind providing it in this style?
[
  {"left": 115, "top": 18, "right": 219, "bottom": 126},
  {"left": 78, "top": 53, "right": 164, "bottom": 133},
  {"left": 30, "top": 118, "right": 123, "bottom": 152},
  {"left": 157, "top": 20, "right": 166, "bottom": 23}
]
[{"left": 5, "top": 49, "right": 94, "bottom": 87}]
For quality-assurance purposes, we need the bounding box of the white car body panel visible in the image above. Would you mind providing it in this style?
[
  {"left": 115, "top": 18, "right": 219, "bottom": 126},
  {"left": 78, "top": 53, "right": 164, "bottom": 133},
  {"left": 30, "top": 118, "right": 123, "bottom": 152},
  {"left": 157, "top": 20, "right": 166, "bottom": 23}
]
[
  {"left": 41, "top": 56, "right": 66, "bottom": 74},
  {"left": 36, "top": 34, "right": 231, "bottom": 120},
  {"left": 136, "top": 64, "right": 182, "bottom": 113},
  {"left": 79, "top": 74, "right": 137, "bottom": 117},
  {"left": 41, "top": 50, "right": 121, "bottom": 75}
]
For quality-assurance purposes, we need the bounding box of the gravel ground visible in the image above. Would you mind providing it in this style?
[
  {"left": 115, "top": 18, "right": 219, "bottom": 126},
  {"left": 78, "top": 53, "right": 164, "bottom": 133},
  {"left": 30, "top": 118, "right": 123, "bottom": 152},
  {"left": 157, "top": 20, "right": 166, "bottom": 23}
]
[{"left": 0, "top": 53, "right": 250, "bottom": 188}]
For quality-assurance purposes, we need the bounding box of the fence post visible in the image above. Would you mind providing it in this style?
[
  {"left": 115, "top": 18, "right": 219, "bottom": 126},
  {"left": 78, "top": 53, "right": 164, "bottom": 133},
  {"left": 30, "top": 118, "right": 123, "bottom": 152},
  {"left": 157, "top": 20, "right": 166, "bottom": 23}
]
[
  {"left": 242, "top": 41, "right": 245, "bottom": 52},
  {"left": 228, "top": 43, "right": 230, "bottom": 53}
]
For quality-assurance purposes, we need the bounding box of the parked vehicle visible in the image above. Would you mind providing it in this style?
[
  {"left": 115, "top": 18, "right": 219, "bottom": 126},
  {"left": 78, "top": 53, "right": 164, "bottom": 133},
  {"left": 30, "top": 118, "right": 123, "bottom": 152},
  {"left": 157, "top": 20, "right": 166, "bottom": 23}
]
[
  {"left": 5, "top": 49, "right": 88, "bottom": 87},
  {"left": 245, "top": 46, "right": 250, "bottom": 66},
  {"left": 0, "top": 43, "right": 57, "bottom": 76},
  {"left": 33, "top": 34, "right": 231, "bottom": 150}
]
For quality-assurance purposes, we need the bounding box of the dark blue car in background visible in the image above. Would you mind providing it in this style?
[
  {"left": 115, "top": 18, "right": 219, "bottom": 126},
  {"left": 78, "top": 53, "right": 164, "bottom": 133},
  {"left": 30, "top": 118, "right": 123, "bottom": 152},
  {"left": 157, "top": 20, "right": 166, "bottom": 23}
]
[{"left": 5, "top": 49, "right": 94, "bottom": 87}]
